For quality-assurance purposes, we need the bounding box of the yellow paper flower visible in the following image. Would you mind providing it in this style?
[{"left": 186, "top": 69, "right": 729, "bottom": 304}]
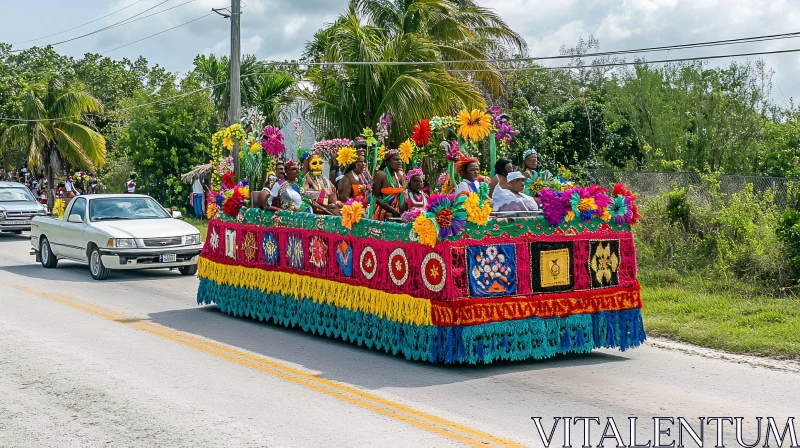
[
  {"left": 341, "top": 202, "right": 365, "bottom": 230},
  {"left": 565, "top": 210, "right": 576, "bottom": 222},
  {"left": 222, "top": 133, "right": 234, "bottom": 150},
  {"left": 207, "top": 203, "right": 218, "bottom": 219},
  {"left": 464, "top": 193, "right": 492, "bottom": 226},
  {"left": 239, "top": 186, "right": 250, "bottom": 199},
  {"left": 601, "top": 207, "right": 611, "bottom": 221},
  {"left": 337, "top": 146, "right": 358, "bottom": 167},
  {"left": 53, "top": 199, "right": 66, "bottom": 218},
  {"left": 457, "top": 109, "right": 493, "bottom": 142},
  {"left": 413, "top": 215, "right": 439, "bottom": 248},
  {"left": 577, "top": 197, "right": 597, "bottom": 213},
  {"left": 441, "top": 177, "right": 454, "bottom": 195},
  {"left": 399, "top": 139, "right": 414, "bottom": 164}
]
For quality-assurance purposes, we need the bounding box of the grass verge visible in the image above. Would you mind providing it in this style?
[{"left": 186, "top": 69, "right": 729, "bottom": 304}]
[
  {"left": 639, "top": 267, "right": 800, "bottom": 360},
  {"left": 184, "top": 216, "right": 209, "bottom": 242}
]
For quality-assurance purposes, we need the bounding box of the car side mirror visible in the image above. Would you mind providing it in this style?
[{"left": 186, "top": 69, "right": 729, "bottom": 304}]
[
  {"left": 172, "top": 210, "right": 182, "bottom": 219},
  {"left": 67, "top": 214, "right": 83, "bottom": 223}
]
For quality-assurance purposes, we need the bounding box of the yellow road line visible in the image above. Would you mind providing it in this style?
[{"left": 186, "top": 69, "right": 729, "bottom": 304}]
[{"left": 6, "top": 282, "right": 526, "bottom": 448}]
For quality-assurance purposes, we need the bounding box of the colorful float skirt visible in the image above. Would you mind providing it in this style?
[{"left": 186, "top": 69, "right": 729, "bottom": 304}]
[{"left": 197, "top": 208, "right": 645, "bottom": 364}]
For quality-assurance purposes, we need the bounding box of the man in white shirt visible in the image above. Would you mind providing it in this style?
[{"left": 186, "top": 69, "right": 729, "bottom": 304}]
[{"left": 492, "top": 171, "right": 539, "bottom": 216}]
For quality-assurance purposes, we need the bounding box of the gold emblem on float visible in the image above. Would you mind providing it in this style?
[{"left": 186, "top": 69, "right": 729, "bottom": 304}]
[{"left": 540, "top": 248, "right": 570, "bottom": 287}]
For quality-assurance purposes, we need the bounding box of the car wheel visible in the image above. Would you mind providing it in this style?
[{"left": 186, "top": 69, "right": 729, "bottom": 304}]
[
  {"left": 40, "top": 237, "right": 58, "bottom": 268},
  {"left": 89, "top": 247, "right": 110, "bottom": 280},
  {"left": 179, "top": 264, "right": 198, "bottom": 276}
]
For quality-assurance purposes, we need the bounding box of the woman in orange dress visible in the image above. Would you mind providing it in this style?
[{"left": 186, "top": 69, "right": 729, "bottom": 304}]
[
  {"left": 337, "top": 153, "right": 371, "bottom": 206},
  {"left": 371, "top": 148, "right": 405, "bottom": 221}
]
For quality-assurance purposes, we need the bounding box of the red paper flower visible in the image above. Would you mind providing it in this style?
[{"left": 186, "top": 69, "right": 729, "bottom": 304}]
[
  {"left": 411, "top": 119, "right": 431, "bottom": 147},
  {"left": 222, "top": 189, "right": 244, "bottom": 217},
  {"left": 222, "top": 171, "right": 236, "bottom": 190}
]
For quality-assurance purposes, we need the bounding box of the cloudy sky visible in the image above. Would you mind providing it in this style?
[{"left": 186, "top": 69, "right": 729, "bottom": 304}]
[{"left": 3, "top": 0, "right": 800, "bottom": 107}]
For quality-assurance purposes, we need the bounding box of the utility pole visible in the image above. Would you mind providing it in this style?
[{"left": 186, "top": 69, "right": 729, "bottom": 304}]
[{"left": 229, "top": 0, "right": 241, "bottom": 175}]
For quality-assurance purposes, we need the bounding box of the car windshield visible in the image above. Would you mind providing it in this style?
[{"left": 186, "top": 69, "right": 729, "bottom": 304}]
[
  {"left": 89, "top": 197, "right": 171, "bottom": 221},
  {"left": 0, "top": 187, "right": 36, "bottom": 202}
]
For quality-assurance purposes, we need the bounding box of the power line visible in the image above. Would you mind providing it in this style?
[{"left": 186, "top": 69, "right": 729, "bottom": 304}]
[
  {"left": 101, "top": 12, "right": 214, "bottom": 55},
  {"left": 11, "top": 0, "right": 147, "bottom": 45},
  {"left": 293, "top": 30, "right": 800, "bottom": 67},
  {"left": 6, "top": 37, "right": 800, "bottom": 123},
  {"left": 10, "top": 0, "right": 172, "bottom": 53},
  {"left": 447, "top": 46, "right": 800, "bottom": 72}
]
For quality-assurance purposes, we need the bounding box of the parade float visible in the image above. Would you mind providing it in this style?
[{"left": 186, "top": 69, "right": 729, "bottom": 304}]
[{"left": 196, "top": 111, "right": 646, "bottom": 364}]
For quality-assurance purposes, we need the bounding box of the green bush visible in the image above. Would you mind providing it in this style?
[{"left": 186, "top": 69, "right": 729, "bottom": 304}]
[{"left": 636, "top": 174, "right": 789, "bottom": 290}]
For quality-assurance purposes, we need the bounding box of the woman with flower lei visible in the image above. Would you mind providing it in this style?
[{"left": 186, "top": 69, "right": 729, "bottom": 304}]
[
  {"left": 337, "top": 150, "right": 371, "bottom": 207},
  {"left": 371, "top": 147, "right": 406, "bottom": 221},
  {"left": 399, "top": 168, "right": 428, "bottom": 220},
  {"left": 303, "top": 153, "right": 342, "bottom": 216},
  {"left": 276, "top": 161, "right": 312, "bottom": 213}
]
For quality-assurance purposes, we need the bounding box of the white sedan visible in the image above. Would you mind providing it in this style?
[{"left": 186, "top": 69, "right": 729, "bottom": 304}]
[{"left": 30, "top": 194, "right": 203, "bottom": 280}]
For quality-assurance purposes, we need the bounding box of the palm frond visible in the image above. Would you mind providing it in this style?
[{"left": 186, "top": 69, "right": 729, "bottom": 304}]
[
  {"left": 52, "top": 90, "right": 104, "bottom": 119},
  {"left": 53, "top": 127, "right": 96, "bottom": 172}
]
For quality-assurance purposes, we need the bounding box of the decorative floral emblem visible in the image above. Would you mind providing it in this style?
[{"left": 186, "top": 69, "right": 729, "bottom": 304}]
[
  {"left": 388, "top": 248, "right": 409, "bottom": 286},
  {"left": 263, "top": 232, "right": 278, "bottom": 266},
  {"left": 467, "top": 244, "right": 517, "bottom": 297},
  {"left": 589, "top": 240, "right": 620, "bottom": 288},
  {"left": 421, "top": 252, "right": 446, "bottom": 292},
  {"left": 309, "top": 236, "right": 328, "bottom": 269},
  {"left": 242, "top": 231, "right": 257, "bottom": 262},
  {"left": 287, "top": 236, "right": 303, "bottom": 269},
  {"left": 336, "top": 241, "right": 353, "bottom": 278},
  {"left": 360, "top": 246, "right": 377, "bottom": 280},
  {"left": 209, "top": 229, "right": 220, "bottom": 251},
  {"left": 224, "top": 229, "right": 237, "bottom": 259}
]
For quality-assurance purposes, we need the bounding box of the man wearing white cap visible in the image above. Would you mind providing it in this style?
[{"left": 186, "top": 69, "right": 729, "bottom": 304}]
[{"left": 492, "top": 171, "right": 539, "bottom": 216}]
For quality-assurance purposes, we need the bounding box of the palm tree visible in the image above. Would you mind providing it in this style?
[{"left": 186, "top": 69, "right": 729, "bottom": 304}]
[
  {"left": 194, "top": 54, "right": 296, "bottom": 128},
  {"left": 253, "top": 72, "right": 297, "bottom": 126},
  {"left": 352, "top": 0, "right": 526, "bottom": 94},
  {"left": 194, "top": 54, "right": 266, "bottom": 126},
  {"left": 0, "top": 77, "right": 106, "bottom": 207},
  {"left": 301, "top": 6, "right": 487, "bottom": 140}
]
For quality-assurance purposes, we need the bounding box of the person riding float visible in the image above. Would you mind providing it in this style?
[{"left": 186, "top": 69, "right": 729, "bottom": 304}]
[
  {"left": 453, "top": 156, "right": 482, "bottom": 198},
  {"left": 277, "top": 161, "right": 311, "bottom": 213},
  {"left": 492, "top": 171, "right": 539, "bottom": 216},
  {"left": 337, "top": 153, "right": 370, "bottom": 206},
  {"left": 371, "top": 148, "right": 406, "bottom": 221},
  {"left": 488, "top": 158, "right": 513, "bottom": 197},
  {"left": 399, "top": 168, "right": 427, "bottom": 214},
  {"left": 520, "top": 148, "right": 552, "bottom": 181},
  {"left": 303, "top": 153, "right": 342, "bottom": 216}
]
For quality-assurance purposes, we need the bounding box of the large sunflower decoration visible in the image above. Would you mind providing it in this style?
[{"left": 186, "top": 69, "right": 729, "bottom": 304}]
[
  {"left": 457, "top": 109, "right": 493, "bottom": 143},
  {"left": 398, "top": 139, "right": 415, "bottom": 164}
]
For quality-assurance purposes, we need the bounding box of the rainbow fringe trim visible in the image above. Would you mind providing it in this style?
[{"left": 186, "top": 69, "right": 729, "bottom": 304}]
[{"left": 197, "top": 278, "right": 646, "bottom": 364}]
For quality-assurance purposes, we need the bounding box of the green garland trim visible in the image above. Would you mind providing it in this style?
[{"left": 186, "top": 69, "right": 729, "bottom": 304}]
[
  {"left": 198, "top": 279, "right": 645, "bottom": 364},
  {"left": 223, "top": 207, "right": 631, "bottom": 245}
]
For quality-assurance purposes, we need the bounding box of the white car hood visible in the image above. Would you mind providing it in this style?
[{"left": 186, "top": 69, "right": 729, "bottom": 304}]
[{"left": 92, "top": 218, "right": 199, "bottom": 239}]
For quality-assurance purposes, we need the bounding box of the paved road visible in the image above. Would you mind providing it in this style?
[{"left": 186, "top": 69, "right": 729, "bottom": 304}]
[{"left": 1, "top": 233, "right": 798, "bottom": 447}]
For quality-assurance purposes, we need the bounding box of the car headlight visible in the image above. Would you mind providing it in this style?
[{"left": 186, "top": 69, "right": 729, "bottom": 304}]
[
  {"left": 108, "top": 238, "right": 137, "bottom": 248},
  {"left": 185, "top": 234, "right": 201, "bottom": 245}
]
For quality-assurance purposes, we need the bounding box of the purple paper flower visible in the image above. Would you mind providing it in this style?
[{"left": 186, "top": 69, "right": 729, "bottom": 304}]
[
  {"left": 445, "top": 140, "right": 460, "bottom": 162},
  {"left": 427, "top": 193, "right": 468, "bottom": 239},
  {"left": 539, "top": 188, "right": 570, "bottom": 226},
  {"left": 261, "top": 125, "right": 285, "bottom": 156}
]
